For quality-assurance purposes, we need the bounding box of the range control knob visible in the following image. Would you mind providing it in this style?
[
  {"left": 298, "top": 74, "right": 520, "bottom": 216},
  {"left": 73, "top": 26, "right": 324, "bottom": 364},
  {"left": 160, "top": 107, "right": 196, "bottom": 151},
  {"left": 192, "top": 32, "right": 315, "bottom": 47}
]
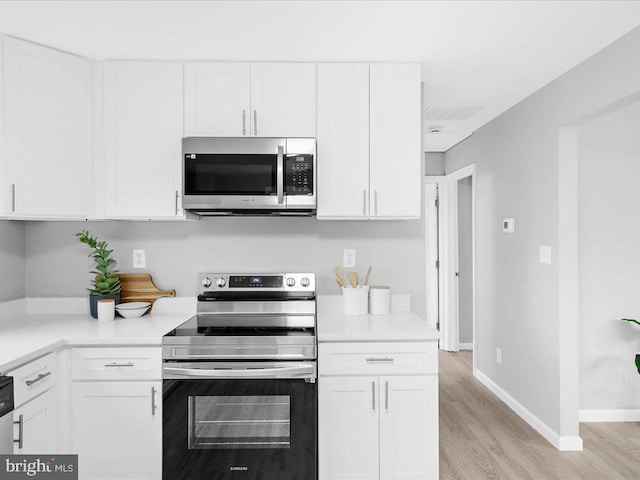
[
  {"left": 286, "top": 277, "right": 296, "bottom": 287},
  {"left": 300, "top": 277, "right": 310, "bottom": 287},
  {"left": 216, "top": 277, "right": 227, "bottom": 288},
  {"left": 201, "top": 277, "right": 212, "bottom": 288}
]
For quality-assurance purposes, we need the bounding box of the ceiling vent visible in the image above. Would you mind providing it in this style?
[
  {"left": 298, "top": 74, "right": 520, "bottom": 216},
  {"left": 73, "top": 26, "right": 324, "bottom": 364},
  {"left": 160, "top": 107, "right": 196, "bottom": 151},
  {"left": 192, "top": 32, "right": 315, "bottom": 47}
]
[{"left": 424, "top": 105, "right": 485, "bottom": 121}]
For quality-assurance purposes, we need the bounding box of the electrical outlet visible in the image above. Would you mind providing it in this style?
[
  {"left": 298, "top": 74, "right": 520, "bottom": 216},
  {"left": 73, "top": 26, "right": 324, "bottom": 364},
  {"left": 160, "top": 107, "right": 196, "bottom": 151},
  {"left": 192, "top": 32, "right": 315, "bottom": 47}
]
[
  {"left": 496, "top": 347, "right": 502, "bottom": 365},
  {"left": 343, "top": 249, "right": 356, "bottom": 269},
  {"left": 133, "top": 249, "right": 146, "bottom": 269}
]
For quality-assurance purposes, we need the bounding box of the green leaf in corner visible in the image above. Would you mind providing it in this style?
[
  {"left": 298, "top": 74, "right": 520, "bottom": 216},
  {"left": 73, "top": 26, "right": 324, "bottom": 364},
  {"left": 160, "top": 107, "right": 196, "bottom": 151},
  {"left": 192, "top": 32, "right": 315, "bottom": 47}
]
[
  {"left": 636, "top": 355, "right": 640, "bottom": 374},
  {"left": 622, "top": 318, "right": 640, "bottom": 327}
]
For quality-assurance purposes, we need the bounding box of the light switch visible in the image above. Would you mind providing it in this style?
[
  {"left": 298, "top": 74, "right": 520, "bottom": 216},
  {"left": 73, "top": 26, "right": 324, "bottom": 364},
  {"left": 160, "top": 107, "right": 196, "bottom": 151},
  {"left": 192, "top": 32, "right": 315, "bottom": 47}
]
[
  {"left": 502, "top": 218, "right": 515, "bottom": 234},
  {"left": 539, "top": 245, "right": 551, "bottom": 265}
]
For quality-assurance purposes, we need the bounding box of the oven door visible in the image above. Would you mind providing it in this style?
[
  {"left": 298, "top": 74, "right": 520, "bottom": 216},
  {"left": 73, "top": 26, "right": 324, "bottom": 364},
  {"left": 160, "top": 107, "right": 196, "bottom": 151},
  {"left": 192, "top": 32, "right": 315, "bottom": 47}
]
[
  {"left": 182, "top": 137, "right": 286, "bottom": 210},
  {"left": 163, "top": 373, "right": 317, "bottom": 480}
]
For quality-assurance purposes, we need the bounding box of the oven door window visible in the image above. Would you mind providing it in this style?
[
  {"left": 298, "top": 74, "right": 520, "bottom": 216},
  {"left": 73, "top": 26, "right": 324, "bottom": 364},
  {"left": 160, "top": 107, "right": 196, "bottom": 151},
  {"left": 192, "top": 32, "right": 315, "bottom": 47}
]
[
  {"left": 184, "top": 154, "right": 277, "bottom": 196},
  {"left": 188, "top": 395, "right": 290, "bottom": 449}
]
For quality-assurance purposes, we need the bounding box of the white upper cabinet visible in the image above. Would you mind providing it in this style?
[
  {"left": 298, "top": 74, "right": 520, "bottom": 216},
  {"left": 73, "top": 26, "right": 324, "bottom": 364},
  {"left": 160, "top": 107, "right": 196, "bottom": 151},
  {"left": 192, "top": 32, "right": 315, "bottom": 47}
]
[
  {"left": 104, "top": 61, "right": 184, "bottom": 218},
  {"left": 317, "top": 64, "right": 370, "bottom": 219},
  {"left": 184, "top": 63, "right": 251, "bottom": 137},
  {"left": 250, "top": 63, "right": 316, "bottom": 137},
  {"left": 317, "top": 63, "right": 422, "bottom": 220},
  {"left": 369, "top": 63, "right": 422, "bottom": 219},
  {"left": 1, "top": 36, "right": 90, "bottom": 219},
  {"left": 184, "top": 62, "right": 316, "bottom": 138}
]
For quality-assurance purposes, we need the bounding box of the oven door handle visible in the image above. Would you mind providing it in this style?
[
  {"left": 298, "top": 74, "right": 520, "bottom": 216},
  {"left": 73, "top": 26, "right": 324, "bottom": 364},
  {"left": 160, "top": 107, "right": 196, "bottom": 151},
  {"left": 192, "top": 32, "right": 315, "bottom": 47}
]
[
  {"left": 277, "top": 145, "right": 284, "bottom": 205},
  {"left": 164, "top": 364, "right": 314, "bottom": 378}
]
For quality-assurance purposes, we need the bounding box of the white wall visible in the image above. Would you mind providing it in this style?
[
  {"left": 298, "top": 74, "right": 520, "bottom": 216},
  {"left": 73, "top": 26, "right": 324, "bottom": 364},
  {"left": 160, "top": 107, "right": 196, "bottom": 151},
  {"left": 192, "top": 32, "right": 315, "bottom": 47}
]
[
  {"left": 24, "top": 218, "right": 426, "bottom": 317},
  {"left": 445, "top": 26, "right": 640, "bottom": 438},
  {"left": 578, "top": 100, "right": 640, "bottom": 410},
  {"left": 457, "top": 176, "right": 473, "bottom": 345},
  {"left": 0, "top": 220, "right": 25, "bottom": 302},
  {"left": 425, "top": 152, "right": 445, "bottom": 176}
]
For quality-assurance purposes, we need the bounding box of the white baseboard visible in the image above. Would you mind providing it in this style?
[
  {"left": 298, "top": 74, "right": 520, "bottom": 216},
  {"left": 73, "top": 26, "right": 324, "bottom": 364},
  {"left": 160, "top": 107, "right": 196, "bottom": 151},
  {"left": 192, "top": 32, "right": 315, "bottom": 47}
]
[
  {"left": 474, "top": 369, "right": 583, "bottom": 451},
  {"left": 459, "top": 343, "right": 473, "bottom": 350},
  {"left": 579, "top": 409, "right": 640, "bottom": 422}
]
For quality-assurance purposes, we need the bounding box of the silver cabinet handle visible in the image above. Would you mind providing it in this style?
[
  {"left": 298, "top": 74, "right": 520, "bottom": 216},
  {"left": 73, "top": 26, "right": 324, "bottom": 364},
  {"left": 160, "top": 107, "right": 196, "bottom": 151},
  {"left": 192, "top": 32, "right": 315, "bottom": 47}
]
[
  {"left": 366, "top": 357, "right": 395, "bottom": 363},
  {"left": 14, "top": 414, "right": 23, "bottom": 449},
  {"left": 374, "top": 190, "right": 378, "bottom": 215},
  {"left": 11, "top": 184, "right": 16, "bottom": 212},
  {"left": 174, "top": 190, "right": 179, "bottom": 215},
  {"left": 104, "top": 362, "right": 135, "bottom": 367},
  {"left": 363, "top": 190, "right": 367, "bottom": 216},
  {"left": 151, "top": 386, "right": 157, "bottom": 416},
  {"left": 372, "top": 381, "right": 376, "bottom": 410},
  {"left": 25, "top": 371, "right": 51, "bottom": 386},
  {"left": 385, "top": 380, "right": 389, "bottom": 411},
  {"left": 242, "top": 110, "right": 246, "bottom": 136},
  {"left": 253, "top": 110, "right": 257, "bottom": 136},
  {"left": 276, "top": 145, "right": 284, "bottom": 205}
]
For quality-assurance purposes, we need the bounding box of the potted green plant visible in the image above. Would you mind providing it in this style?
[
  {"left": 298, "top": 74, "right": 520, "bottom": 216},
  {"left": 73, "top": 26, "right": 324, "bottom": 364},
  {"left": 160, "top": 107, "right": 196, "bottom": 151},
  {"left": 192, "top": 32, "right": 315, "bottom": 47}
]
[
  {"left": 621, "top": 318, "right": 640, "bottom": 373},
  {"left": 76, "top": 230, "right": 121, "bottom": 318}
]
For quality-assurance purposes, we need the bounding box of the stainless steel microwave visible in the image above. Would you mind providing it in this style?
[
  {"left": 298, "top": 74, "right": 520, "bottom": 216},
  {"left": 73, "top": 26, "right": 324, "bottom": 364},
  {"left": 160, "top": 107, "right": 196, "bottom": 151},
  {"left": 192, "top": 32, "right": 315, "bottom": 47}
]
[{"left": 182, "top": 137, "right": 316, "bottom": 216}]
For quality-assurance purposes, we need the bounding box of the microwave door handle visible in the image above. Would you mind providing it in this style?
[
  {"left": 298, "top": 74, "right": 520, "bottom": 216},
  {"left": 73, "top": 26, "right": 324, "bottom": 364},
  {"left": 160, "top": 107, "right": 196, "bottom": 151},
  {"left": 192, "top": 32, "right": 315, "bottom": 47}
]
[
  {"left": 277, "top": 145, "right": 284, "bottom": 205},
  {"left": 164, "top": 364, "right": 313, "bottom": 378}
]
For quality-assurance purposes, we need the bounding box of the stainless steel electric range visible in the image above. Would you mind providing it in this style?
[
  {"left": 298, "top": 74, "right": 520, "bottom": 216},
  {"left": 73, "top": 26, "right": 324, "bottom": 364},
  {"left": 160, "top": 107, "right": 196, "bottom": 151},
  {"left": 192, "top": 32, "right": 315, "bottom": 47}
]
[{"left": 162, "top": 273, "right": 317, "bottom": 480}]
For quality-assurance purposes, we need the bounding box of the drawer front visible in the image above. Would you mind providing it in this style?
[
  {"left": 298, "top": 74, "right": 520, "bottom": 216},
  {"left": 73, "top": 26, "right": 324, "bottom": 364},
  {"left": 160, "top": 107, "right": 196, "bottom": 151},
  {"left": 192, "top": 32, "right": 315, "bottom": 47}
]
[
  {"left": 319, "top": 342, "right": 437, "bottom": 376},
  {"left": 7, "top": 353, "right": 56, "bottom": 408},
  {"left": 72, "top": 347, "right": 162, "bottom": 380}
]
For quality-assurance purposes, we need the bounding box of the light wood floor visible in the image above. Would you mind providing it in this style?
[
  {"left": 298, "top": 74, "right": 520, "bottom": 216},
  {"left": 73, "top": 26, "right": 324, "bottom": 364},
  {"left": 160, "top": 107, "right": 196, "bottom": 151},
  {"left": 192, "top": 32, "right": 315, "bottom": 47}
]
[{"left": 439, "top": 351, "right": 640, "bottom": 480}]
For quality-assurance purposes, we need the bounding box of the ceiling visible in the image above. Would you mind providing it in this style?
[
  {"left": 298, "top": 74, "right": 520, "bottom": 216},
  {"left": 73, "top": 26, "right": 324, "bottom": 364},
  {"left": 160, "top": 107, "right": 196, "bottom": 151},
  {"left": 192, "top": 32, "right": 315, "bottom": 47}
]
[{"left": 0, "top": 1, "right": 639, "bottom": 151}]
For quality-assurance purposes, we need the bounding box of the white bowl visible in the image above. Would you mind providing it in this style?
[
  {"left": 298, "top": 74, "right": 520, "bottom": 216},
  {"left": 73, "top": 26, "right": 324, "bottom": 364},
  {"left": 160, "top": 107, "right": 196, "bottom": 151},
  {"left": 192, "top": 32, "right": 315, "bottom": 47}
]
[{"left": 115, "top": 302, "right": 150, "bottom": 318}]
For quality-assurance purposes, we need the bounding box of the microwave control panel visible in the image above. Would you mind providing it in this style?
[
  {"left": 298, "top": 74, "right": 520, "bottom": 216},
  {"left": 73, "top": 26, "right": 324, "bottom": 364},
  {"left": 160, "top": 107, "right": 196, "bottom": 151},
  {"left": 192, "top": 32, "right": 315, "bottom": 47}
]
[{"left": 285, "top": 154, "right": 314, "bottom": 195}]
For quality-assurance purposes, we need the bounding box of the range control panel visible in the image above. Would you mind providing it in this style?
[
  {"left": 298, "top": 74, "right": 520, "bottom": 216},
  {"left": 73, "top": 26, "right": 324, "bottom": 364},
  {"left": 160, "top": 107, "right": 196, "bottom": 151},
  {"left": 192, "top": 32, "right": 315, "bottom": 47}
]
[
  {"left": 198, "top": 273, "right": 315, "bottom": 292},
  {"left": 285, "top": 154, "right": 314, "bottom": 195}
]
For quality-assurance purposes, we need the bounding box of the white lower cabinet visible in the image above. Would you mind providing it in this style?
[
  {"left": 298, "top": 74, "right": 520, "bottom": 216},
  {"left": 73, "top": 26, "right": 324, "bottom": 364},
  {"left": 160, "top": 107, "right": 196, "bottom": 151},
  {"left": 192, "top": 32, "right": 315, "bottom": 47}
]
[
  {"left": 72, "top": 381, "right": 161, "bottom": 480},
  {"left": 319, "top": 342, "right": 438, "bottom": 480},
  {"left": 13, "top": 388, "right": 58, "bottom": 454}
]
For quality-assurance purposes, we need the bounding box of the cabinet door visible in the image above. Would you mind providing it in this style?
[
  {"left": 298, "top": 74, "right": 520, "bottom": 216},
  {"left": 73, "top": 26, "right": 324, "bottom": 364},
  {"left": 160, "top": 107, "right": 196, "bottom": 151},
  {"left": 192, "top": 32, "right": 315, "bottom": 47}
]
[
  {"left": 369, "top": 64, "right": 421, "bottom": 219},
  {"left": 379, "top": 376, "right": 438, "bottom": 480},
  {"left": 104, "top": 61, "right": 183, "bottom": 218},
  {"left": 13, "top": 389, "right": 58, "bottom": 454},
  {"left": 72, "top": 382, "right": 161, "bottom": 480},
  {"left": 2, "top": 36, "right": 90, "bottom": 218},
  {"left": 317, "top": 64, "right": 370, "bottom": 219},
  {"left": 250, "top": 63, "right": 316, "bottom": 137},
  {"left": 184, "top": 62, "right": 251, "bottom": 137},
  {"left": 319, "top": 376, "right": 379, "bottom": 480}
]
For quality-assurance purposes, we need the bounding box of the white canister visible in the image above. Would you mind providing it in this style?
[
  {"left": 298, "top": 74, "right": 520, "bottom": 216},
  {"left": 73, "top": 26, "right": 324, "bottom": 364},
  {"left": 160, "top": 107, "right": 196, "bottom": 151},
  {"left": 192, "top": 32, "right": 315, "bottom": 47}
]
[
  {"left": 97, "top": 298, "right": 115, "bottom": 322},
  {"left": 369, "top": 286, "right": 391, "bottom": 315},
  {"left": 342, "top": 286, "right": 370, "bottom": 316}
]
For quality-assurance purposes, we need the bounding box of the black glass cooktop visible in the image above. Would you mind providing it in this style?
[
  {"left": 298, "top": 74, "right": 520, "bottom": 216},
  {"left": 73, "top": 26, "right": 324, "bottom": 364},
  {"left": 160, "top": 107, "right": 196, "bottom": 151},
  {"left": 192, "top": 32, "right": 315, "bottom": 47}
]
[{"left": 165, "top": 315, "right": 315, "bottom": 337}]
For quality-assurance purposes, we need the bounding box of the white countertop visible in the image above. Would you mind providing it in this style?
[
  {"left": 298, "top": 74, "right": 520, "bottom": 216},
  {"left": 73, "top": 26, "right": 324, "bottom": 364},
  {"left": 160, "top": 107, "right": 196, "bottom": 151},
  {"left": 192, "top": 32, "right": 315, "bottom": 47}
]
[
  {"left": 0, "top": 298, "right": 193, "bottom": 373},
  {"left": 317, "top": 311, "right": 439, "bottom": 342}
]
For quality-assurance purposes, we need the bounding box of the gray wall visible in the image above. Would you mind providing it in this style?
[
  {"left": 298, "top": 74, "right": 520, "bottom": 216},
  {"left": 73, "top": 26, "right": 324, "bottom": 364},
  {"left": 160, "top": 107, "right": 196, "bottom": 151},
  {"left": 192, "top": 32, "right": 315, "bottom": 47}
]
[
  {"left": 25, "top": 218, "right": 427, "bottom": 317},
  {"left": 0, "top": 220, "right": 25, "bottom": 302},
  {"left": 445, "top": 27, "right": 640, "bottom": 433},
  {"left": 457, "top": 176, "right": 473, "bottom": 345},
  {"left": 578, "top": 100, "right": 640, "bottom": 410},
  {"left": 425, "top": 152, "right": 445, "bottom": 176}
]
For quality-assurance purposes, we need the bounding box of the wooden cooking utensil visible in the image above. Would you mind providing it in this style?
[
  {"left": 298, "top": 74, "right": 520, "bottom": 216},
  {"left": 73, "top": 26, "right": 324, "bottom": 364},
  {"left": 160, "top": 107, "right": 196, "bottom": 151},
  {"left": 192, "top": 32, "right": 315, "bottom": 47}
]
[
  {"left": 335, "top": 267, "right": 347, "bottom": 287},
  {"left": 362, "top": 266, "right": 372, "bottom": 286},
  {"left": 349, "top": 271, "right": 358, "bottom": 288},
  {"left": 117, "top": 273, "right": 176, "bottom": 313}
]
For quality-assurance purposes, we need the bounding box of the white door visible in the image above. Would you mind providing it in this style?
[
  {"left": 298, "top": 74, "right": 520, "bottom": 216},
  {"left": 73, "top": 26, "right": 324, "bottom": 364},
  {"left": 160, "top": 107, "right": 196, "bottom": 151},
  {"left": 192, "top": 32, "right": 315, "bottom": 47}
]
[
  {"left": 250, "top": 63, "right": 316, "bottom": 137},
  {"left": 369, "top": 64, "right": 421, "bottom": 219},
  {"left": 379, "top": 376, "right": 438, "bottom": 480},
  {"left": 104, "top": 61, "right": 183, "bottom": 218},
  {"left": 319, "top": 376, "right": 380, "bottom": 480},
  {"left": 317, "top": 64, "right": 370, "bottom": 219},
  {"left": 184, "top": 62, "right": 251, "bottom": 137},
  {"left": 13, "top": 389, "right": 58, "bottom": 454},
  {"left": 2, "top": 36, "right": 90, "bottom": 218},
  {"left": 72, "top": 382, "right": 161, "bottom": 480}
]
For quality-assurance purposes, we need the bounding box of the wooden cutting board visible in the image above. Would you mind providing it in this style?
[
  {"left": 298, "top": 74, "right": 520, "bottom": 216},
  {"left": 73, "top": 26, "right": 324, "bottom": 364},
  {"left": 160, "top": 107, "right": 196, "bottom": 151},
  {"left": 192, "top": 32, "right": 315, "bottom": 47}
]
[{"left": 117, "top": 273, "right": 176, "bottom": 312}]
